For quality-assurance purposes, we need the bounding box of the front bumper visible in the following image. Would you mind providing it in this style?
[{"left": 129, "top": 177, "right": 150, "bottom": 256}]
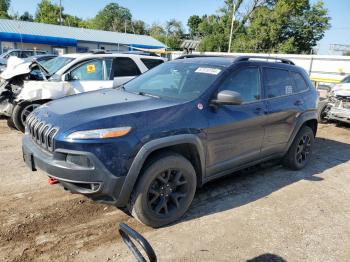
[
  {"left": 22, "top": 135, "right": 126, "bottom": 205},
  {"left": 328, "top": 107, "right": 350, "bottom": 124}
]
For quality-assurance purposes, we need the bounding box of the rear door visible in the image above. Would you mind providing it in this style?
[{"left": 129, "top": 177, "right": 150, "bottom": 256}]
[
  {"left": 261, "top": 67, "right": 307, "bottom": 156},
  {"left": 206, "top": 66, "right": 267, "bottom": 177}
]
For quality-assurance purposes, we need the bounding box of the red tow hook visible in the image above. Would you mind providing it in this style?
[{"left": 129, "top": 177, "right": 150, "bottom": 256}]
[{"left": 48, "top": 177, "right": 59, "bottom": 185}]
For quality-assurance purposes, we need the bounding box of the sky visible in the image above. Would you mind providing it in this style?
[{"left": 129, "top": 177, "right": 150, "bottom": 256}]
[{"left": 8, "top": 0, "right": 350, "bottom": 55}]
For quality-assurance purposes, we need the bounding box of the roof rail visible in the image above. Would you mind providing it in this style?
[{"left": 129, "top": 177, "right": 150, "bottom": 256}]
[
  {"left": 235, "top": 56, "right": 295, "bottom": 65},
  {"left": 175, "top": 54, "right": 228, "bottom": 60},
  {"left": 89, "top": 49, "right": 112, "bottom": 54}
]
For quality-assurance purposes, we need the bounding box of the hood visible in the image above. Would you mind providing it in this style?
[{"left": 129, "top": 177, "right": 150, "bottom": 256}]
[
  {"left": 332, "top": 83, "right": 350, "bottom": 91},
  {"left": 0, "top": 60, "right": 31, "bottom": 80},
  {"left": 34, "top": 89, "right": 180, "bottom": 132}
]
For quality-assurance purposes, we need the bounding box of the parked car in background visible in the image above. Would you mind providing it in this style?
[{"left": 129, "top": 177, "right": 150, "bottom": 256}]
[
  {"left": 1, "top": 52, "right": 165, "bottom": 132},
  {"left": 0, "top": 49, "right": 48, "bottom": 69},
  {"left": 23, "top": 56, "right": 318, "bottom": 227},
  {"left": 318, "top": 75, "right": 350, "bottom": 124}
]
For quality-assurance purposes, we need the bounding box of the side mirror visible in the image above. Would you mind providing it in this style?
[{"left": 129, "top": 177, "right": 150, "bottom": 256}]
[
  {"left": 62, "top": 73, "right": 71, "bottom": 81},
  {"left": 212, "top": 90, "right": 242, "bottom": 105}
]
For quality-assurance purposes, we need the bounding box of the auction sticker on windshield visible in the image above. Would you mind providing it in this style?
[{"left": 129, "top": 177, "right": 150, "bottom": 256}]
[{"left": 195, "top": 67, "right": 221, "bottom": 75}]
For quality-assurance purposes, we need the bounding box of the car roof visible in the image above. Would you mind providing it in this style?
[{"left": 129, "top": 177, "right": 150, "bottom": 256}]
[{"left": 60, "top": 53, "right": 165, "bottom": 60}]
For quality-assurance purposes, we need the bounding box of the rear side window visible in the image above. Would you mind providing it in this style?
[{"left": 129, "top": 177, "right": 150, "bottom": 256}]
[
  {"left": 263, "top": 68, "right": 294, "bottom": 98},
  {"left": 291, "top": 72, "right": 309, "bottom": 93},
  {"left": 141, "top": 58, "right": 164, "bottom": 70},
  {"left": 114, "top": 57, "right": 141, "bottom": 77}
]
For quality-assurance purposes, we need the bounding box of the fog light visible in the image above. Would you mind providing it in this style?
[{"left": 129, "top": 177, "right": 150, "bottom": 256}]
[{"left": 66, "top": 154, "right": 93, "bottom": 168}]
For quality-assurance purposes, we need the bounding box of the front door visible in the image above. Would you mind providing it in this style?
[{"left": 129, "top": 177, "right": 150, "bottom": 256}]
[
  {"left": 69, "top": 58, "right": 113, "bottom": 93},
  {"left": 206, "top": 66, "right": 267, "bottom": 177}
]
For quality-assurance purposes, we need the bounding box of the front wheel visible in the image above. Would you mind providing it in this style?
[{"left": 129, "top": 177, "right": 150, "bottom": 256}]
[
  {"left": 12, "top": 102, "right": 44, "bottom": 132},
  {"left": 282, "top": 126, "right": 315, "bottom": 170},
  {"left": 129, "top": 153, "right": 197, "bottom": 228}
]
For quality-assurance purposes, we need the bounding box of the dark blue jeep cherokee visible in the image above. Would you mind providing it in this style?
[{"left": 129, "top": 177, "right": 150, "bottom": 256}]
[{"left": 22, "top": 56, "right": 318, "bottom": 227}]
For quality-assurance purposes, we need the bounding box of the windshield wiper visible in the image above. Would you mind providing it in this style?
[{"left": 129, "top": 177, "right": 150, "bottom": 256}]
[{"left": 138, "top": 91, "right": 159, "bottom": 98}]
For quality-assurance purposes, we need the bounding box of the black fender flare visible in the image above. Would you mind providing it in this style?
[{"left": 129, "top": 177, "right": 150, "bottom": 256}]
[
  {"left": 115, "top": 134, "right": 205, "bottom": 207},
  {"left": 286, "top": 110, "right": 318, "bottom": 151}
]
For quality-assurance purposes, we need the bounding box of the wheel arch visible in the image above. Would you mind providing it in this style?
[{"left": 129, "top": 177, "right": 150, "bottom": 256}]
[{"left": 115, "top": 134, "right": 206, "bottom": 207}]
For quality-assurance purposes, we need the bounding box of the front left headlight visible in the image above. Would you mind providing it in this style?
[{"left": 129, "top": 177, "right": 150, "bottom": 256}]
[{"left": 66, "top": 126, "right": 132, "bottom": 140}]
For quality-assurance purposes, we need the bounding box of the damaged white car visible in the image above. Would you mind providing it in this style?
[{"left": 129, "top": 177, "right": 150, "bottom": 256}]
[
  {"left": 318, "top": 76, "right": 350, "bottom": 124},
  {"left": 0, "top": 52, "right": 165, "bottom": 132}
]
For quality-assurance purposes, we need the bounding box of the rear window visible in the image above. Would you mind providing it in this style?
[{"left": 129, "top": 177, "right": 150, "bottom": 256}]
[
  {"left": 263, "top": 68, "right": 294, "bottom": 98},
  {"left": 113, "top": 57, "right": 141, "bottom": 77},
  {"left": 291, "top": 71, "right": 309, "bottom": 93},
  {"left": 141, "top": 58, "right": 164, "bottom": 70}
]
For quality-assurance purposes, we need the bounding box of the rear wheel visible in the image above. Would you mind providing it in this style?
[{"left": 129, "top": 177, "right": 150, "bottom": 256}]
[
  {"left": 129, "top": 153, "right": 197, "bottom": 228},
  {"left": 283, "top": 126, "right": 315, "bottom": 170},
  {"left": 12, "top": 102, "right": 44, "bottom": 132}
]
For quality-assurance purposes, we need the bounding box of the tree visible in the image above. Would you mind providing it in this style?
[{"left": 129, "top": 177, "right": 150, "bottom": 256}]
[
  {"left": 187, "top": 15, "right": 202, "bottom": 37},
  {"left": 344, "top": 51, "right": 350, "bottom": 56},
  {"left": 132, "top": 20, "right": 148, "bottom": 35},
  {"left": 35, "top": 0, "right": 61, "bottom": 25},
  {"left": 196, "top": 0, "right": 330, "bottom": 53},
  {"left": 0, "top": 0, "right": 10, "bottom": 18},
  {"left": 92, "top": 3, "right": 132, "bottom": 32},
  {"left": 19, "top": 11, "right": 34, "bottom": 22},
  {"left": 233, "top": 0, "right": 330, "bottom": 53}
]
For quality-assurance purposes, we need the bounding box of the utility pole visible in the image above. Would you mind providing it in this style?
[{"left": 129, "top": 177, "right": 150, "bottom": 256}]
[
  {"left": 59, "top": 0, "right": 63, "bottom": 25},
  {"left": 228, "top": 2, "right": 236, "bottom": 53}
]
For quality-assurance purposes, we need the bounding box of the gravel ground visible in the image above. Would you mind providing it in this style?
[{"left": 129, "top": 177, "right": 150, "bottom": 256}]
[{"left": 0, "top": 120, "right": 349, "bottom": 262}]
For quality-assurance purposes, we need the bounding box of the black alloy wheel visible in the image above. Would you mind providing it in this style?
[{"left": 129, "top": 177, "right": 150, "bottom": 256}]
[{"left": 147, "top": 169, "right": 188, "bottom": 216}]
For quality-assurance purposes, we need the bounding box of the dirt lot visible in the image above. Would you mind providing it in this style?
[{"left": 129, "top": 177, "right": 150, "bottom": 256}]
[{"left": 0, "top": 119, "right": 350, "bottom": 262}]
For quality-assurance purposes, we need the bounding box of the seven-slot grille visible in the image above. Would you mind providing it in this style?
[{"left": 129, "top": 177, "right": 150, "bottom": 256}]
[{"left": 26, "top": 114, "right": 58, "bottom": 152}]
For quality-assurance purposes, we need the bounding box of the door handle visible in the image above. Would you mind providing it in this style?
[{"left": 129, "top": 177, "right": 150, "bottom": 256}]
[{"left": 294, "top": 100, "right": 304, "bottom": 106}]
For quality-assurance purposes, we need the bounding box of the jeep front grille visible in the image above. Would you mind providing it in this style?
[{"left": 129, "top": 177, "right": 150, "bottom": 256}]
[{"left": 26, "top": 114, "right": 58, "bottom": 152}]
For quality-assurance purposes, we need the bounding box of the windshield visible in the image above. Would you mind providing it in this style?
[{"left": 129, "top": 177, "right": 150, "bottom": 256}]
[
  {"left": 44, "top": 56, "right": 74, "bottom": 76},
  {"left": 341, "top": 76, "right": 350, "bottom": 84},
  {"left": 124, "top": 61, "right": 223, "bottom": 101}
]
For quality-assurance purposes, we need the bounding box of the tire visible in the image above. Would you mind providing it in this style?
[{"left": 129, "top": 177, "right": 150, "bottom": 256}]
[
  {"left": 318, "top": 100, "right": 330, "bottom": 123},
  {"left": 282, "top": 126, "right": 315, "bottom": 170},
  {"left": 6, "top": 117, "right": 17, "bottom": 130},
  {"left": 12, "top": 101, "right": 44, "bottom": 132},
  {"left": 129, "top": 152, "right": 197, "bottom": 228}
]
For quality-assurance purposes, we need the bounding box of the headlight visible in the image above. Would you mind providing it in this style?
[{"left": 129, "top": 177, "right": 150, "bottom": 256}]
[{"left": 66, "top": 127, "right": 132, "bottom": 140}]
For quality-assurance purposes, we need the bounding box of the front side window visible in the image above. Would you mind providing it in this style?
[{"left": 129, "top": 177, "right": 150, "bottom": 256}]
[
  {"left": 114, "top": 57, "right": 141, "bottom": 77},
  {"left": 70, "top": 59, "right": 104, "bottom": 81},
  {"left": 263, "top": 68, "right": 294, "bottom": 98},
  {"left": 218, "top": 67, "right": 261, "bottom": 103},
  {"left": 124, "top": 61, "right": 223, "bottom": 101}
]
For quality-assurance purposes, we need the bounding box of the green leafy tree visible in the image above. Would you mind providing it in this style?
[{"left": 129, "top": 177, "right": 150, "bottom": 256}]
[
  {"left": 132, "top": 20, "right": 148, "bottom": 35},
  {"left": 63, "top": 14, "right": 82, "bottom": 27},
  {"left": 92, "top": 3, "right": 132, "bottom": 32},
  {"left": 233, "top": 0, "right": 330, "bottom": 53},
  {"left": 35, "top": 0, "right": 61, "bottom": 25},
  {"left": 0, "top": 0, "right": 10, "bottom": 18},
  {"left": 188, "top": 15, "right": 202, "bottom": 37},
  {"left": 19, "top": 11, "right": 34, "bottom": 22}
]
